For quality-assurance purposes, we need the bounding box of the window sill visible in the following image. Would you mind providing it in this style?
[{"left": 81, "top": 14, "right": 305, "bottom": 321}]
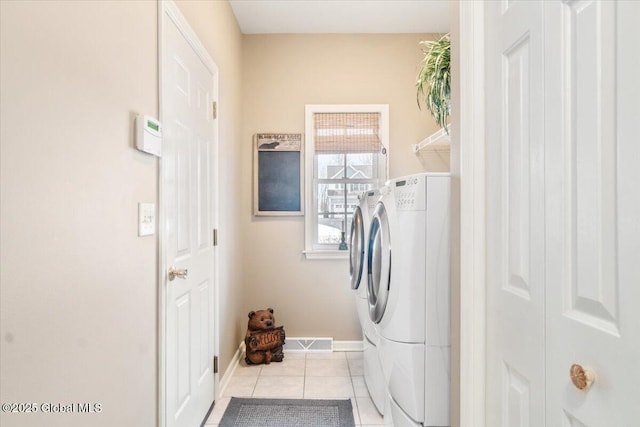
[{"left": 303, "top": 250, "right": 350, "bottom": 260}]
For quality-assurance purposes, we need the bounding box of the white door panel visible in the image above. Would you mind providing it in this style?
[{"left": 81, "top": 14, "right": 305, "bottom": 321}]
[
  {"left": 545, "top": 1, "right": 640, "bottom": 425},
  {"left": 560, "top": 0, "right": 618, "bottom": 335},
  {"left": 162, "top": 4, "right": 217, "bottom": 427},
  {"left": 485, "top": 1, "right": 545, "bottom": 425},
  {"left": 486, "top": 0, "right": 639, "bottom": 425}
]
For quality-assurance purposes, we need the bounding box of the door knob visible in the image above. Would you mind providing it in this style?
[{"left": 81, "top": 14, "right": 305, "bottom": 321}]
[
  {"left": 570, "top": 364, "right": 595, "bottom": 390},
  {"left": 168, "top": 266, "right": 188, "bottom": 281}
]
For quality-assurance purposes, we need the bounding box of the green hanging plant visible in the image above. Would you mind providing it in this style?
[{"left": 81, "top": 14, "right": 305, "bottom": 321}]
[{"left": 416, "top": 33, "right": 451, "bottom": 133}]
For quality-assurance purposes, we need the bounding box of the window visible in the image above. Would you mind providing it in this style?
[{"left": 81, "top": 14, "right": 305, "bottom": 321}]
[{"left": 304, "top": 105, "right": 389, "bottom": 258}]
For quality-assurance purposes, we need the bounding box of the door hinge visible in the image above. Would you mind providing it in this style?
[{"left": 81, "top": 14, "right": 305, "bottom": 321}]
[
  {"left": 212, "top": 101, "right": 217, "bottom": 119},
  {"left": 213, "top": 228, "right": 218, "bottom": 246},
  {"left": 213, "top": 355, "right": 219, "bottom": 374}
]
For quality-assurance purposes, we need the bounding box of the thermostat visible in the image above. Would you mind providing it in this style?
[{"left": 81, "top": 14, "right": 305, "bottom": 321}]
[{"left": 136, "top": 115, "right": 162, "bottom": 157}]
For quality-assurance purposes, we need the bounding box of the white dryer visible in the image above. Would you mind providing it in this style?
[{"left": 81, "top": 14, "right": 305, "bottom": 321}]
[
  {"left": 350, "top": 188, "right": 382, "bottom": 338},
  {"left": 367, "top": 173, "right": 451, "bottom": 427},
  {"left": 349, "top": 188, "right": 386, "bottom": 415}
]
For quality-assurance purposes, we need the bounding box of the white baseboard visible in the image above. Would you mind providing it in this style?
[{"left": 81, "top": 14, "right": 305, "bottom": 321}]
[
  {"left": 217, "top": 340, "right": 245, "bottom": 399},
  {"left": 332, "top": 340, "right": 364, "bottom": 352}
]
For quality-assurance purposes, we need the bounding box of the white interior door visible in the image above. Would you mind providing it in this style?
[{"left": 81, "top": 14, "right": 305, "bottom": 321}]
[
  {"left": 485, "top": 1, "right": 640, "bottom": 425},
  {"left": 485, "top": 0, "right": 546, "bottom": 425},
  {"left": 545, "top": 1, "right": 640, "bottom": 424},
  {"left": 161, "top": 3, "right": 218, "bottom": 427}
]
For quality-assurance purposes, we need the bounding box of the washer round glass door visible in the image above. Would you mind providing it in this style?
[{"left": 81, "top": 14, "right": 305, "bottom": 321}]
[
  {"left": 349, "top": 207, "right": 365, "bottom": 290},
  {"left": 367, "top": 202, "right": 391, "bottom": 323}
]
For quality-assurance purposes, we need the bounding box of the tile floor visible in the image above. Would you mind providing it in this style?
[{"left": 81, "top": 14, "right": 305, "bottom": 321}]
[{"left": 205, "top": 351, "right": 384, "bottom": 426}]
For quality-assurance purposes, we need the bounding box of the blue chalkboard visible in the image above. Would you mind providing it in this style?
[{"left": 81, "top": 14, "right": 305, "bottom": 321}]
[{"left": 257, "top": 151, "right": 301, "bottom": 212}]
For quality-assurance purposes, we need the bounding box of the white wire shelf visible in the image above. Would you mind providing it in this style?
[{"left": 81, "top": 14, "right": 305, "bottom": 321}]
[{"left": 412, "top": 126, "right": 451, "bottom": 154}]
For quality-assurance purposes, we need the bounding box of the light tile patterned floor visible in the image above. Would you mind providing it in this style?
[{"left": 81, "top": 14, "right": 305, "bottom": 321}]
[{"left": 205, "top": 351, "right": 384, "bottom": 426}]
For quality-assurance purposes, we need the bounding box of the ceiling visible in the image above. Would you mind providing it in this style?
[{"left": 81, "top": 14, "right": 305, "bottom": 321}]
[{"left": 228, "top": 0, "right": 451, "bottom": 34}]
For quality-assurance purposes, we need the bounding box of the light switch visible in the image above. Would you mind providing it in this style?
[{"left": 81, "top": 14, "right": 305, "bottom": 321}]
[{"left": 138, "top": 203, "right": 155, "bottom": 237}]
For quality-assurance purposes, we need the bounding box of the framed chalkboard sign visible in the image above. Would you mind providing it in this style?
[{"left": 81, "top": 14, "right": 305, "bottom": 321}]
[{"left": 253, "top": 133, "right": 304, "bottom": 216}]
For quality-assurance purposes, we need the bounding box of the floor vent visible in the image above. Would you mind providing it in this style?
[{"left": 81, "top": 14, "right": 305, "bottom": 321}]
[{"left": 284, "top": 337, "right": 333, "bottom": 352}]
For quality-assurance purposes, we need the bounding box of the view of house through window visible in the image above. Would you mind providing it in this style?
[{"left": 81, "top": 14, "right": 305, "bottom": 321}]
[
  {"left": 306, "top": 107, "right": 388, "bottom": 251},
  {"left": 316, "top": 152, "right": 381, "bottom": 244}
]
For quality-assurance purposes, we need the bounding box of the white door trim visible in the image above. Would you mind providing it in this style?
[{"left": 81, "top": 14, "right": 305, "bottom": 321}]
[
  {"left": 157, "top": 2, "right": 220, "bottom": 426},
  {"left": 455, "top": 1, "right": 486, "bottom": 426}
]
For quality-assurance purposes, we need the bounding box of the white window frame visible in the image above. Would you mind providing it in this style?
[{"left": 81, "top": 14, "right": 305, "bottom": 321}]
[{"left": 303, "top": 104, "right": 389, "bottom": 260}]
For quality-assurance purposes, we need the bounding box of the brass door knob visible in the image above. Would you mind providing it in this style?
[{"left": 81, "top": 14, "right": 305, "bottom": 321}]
[
  {"left": 168, "top": 266, "right": 188, "bottom": 281},
  {"left": 570, "top": 364, "right": 595, "bottom": 390}
]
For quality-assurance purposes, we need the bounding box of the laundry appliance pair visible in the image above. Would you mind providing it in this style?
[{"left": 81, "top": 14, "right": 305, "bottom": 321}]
[
  {"left": 349, "top": 172, "right": 451, "bottom": 427},
  {"left": 350, "top": 187, "right": 387, "bottom": 414}
]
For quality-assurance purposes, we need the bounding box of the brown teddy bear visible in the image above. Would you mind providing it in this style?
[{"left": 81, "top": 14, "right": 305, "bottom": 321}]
[{"left": 244, "top": 308, "right": 285, "bottom": 365}]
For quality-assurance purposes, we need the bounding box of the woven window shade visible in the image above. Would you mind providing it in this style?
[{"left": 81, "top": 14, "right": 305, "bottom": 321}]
[{"left": 314, "top": 112, "right": 381, "bottom": 153}]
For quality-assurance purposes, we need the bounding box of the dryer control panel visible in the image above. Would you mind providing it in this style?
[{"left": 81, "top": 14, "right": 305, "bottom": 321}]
[{"left": 394, "top": 176, "right": 426, "bottom": 211}]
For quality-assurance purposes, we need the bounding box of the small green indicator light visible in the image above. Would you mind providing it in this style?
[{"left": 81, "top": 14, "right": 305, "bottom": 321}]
[{"left": 147, "top": 121, "right": 159, "bottom": 131}]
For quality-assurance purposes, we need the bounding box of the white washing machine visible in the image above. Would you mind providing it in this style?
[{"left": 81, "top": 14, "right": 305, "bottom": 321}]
[
  {"left": 349, "top": 188, "right": 386, "bottom": 415},
  {"left": 367, "top": 173, "right": 451, "bottom": 427}
]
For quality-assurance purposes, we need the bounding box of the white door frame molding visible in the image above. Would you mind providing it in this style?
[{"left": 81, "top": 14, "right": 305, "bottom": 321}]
[
  {"left": 454, "top": 1, "right": 486, "bottom": 426},
  {"left": 157, "top": 1, "right": 220, "bottom": 426}
]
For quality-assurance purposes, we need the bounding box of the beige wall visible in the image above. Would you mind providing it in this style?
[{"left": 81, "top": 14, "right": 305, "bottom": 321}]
[
  {"left": 0, "top": 0, "right": 245, "bottom": 426},
  {"left": 0, "top": 1, "right": 158, "bottom": 426},
  {"left": 241, "top": 34, "right": 440, "bottom": 340}
]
